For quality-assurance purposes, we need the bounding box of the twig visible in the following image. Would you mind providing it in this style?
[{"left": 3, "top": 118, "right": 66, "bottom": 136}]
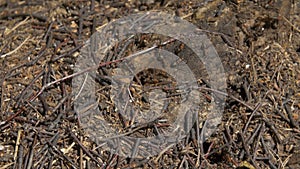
[
  {"left": 107, "top": 154, "right": 118, "bottom": 169},
  {"left": 4, "top": 16, "right": 30, "bottom": 36},
  {"left": 195, "top": 115, "right": 201, "bottom": 167},
  {"left": 73, "top": 73, "right": 88, "bottom": 103},
  {"left": 14, "top": 130, "right": 22, "bottom": 161},
  {"left": 17, "top": 144, "right": 23, "bottom": 169},
  {"left": 0, "top": 163, "right": 14, "bottom": 169},
  {"left": 186, "top": 153, "right": 197, "bottom": 169},
  {"left": 51, "top": 43, "right": 84, "bottom": 62},
  {"left": 0, "top": 36, "right": 31, "bottom": 58},
  {"left": 90, "top": 0, "right": 95, "bottom": 11},
  {"left": 239, "top": 132, "right": 250, "bottom": 159},
  {"left": 80, "top": 136, "right": 83, "bottom": 169},
  {"left": 197, "top": 29, "right": 233, "bottom": 47},
  {"left": 38, "top": 93, "right": 49, "bottom": 114},
  {"left": 43, "top": 22, "right": 54, "bottom": 40},
  {"left": 263, "top": 118, "right": 282, "bottom": 144},
  {"left": 154, "top": 143, "right": 175, "bottom": 163},
  {"left": 253, "top": 123, "right": 265, "bottom": 160},
  {"left": 284, "top": 104, "right": 298, "bottom": 128},
  {"left": 280, "top": 15, "right": 300, "bottom": 33},
  {"left": 1, "top": 106, "right": 26, "bottom": 126},
  {"left": 179, "top": 156, "right": 187, "bottom": 169},
  {"left": 47, "top": 155, "right": 54, "bottom": 169},
  {"left": 16, "top": 70, "right": 45, "bottom": 106},
  {"left": 243, "top": 103, "right": 262, "bottom": 134},
  {"left": 199, "top": 86, "right": 254, "bottom": 110},
  {"left": 69, "top": 130, "right": 102, "bottom": 166},
  {"left": 0, "top": 13, "right": 47, "bottom": 22},
  {"left": 78, "top": 7, "right": 84, "bottom": 40},
  {"left": 26, "top": 134, "right": 37, "bottom": 169},
  {"left": 52, "top": 95, "right": 69, "bottom": 113},
  {"left": 46, "top": 139, "right": 78, "bottom": 169},
  {"left": 247, "top": 123, "right": 262, "bottom": 145}
]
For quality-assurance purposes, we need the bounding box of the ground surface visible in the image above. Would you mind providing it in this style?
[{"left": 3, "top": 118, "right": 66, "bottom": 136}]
[{"left": 0, "top": 0, "right": 300, "bottom": 168}]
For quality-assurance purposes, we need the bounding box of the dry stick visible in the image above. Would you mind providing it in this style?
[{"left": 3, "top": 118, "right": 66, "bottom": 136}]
[
  {"left": 50, "top": 96, "right": 66, "bottom": 129},
  {"left": 250, "top": 158, "right": 259, "bottom": 169},
  {"left": 78, "top": 8, "right": 84, "bottom": 40},
  {"left": 26, "top": 135, "right": 37, "bottom": 169},
  {"left": 274, "top": 107, "right": 290, "bottom": 123},
  {"left": 243, "top": 103, "right": 262, "bottom": 134},
  {"left": 195, "top": 116, "right": 201, "bottom": 167},
  {"left": 43, "top": 22, "right": 54, "bottom": 40},
  {"left": 0, "top": 13, "right": 47, "bottom": 22},
  {"left": 246, "top": 123, "right": 262, "bottom": 145},
  {"left": 264, "top": 141, "right": 281, "bottom": 169},
  {"left": 92, "top": 17, "right": 97, "bottom": 35},
  {"left": 23, "top": 146, "right": 30, "bottom": 169},
  {"left": 86, "top": 159, "right": 91, "bottom": 169},
  {"left": 0, "top": 80, "right": 4, "bottom": 120},
  {"left": 16, "top": 70, "right": 45, "bottom": 106},
  {"left": 102, "top": 118, "right": 159, "bottom": 142},
  {"left": 186, "top": 154, "right": 197, "bottom": 169},
  {"left": 52, "top": 95, "right": 69, "bottom": 113},
  {"left": 205, "top": 141, "right": 231, "bottom": 158},
  {"left": 73, "top": 73, "right": 88, "bottom": 103},
  {"left": 179, "top": 156, "right": 187, "bottom": 169},
  {"left": 34, "top": 149, "right": 48, "bottom": 168},
  {"left": 242, "top": 80, "right": 251, "bottom": 101},
  {"left": 69, "top": 130, "right": 102, "bottom": 166},
  {"left": 260, "top": 137, "right": 277, "bottom": 168},
  {"left": 14, "top": 130, "right": 22, "bottom": 161},
  {"left": 114, "top": 36, "right": 134, "bottom": 61},
  {"left": 0, "top": 36, "right": 31, "bottom": 58},
  {"left": 51, "top": 43, "right": 84, "bottom": 62},
  {"left": 1, "top": 106, "right": 26, "bottom": 126},
  {"left": 38, "top": 93, "right": 50, "bottom": 113},
  {"left": 253, "top": 122, "right": 265, "bottom": 161},
  {"left": 0, "top": 163, "right": 14, "bottom": 169},
  {"left": 284, "top": 104, "right": 298, "bottom": 128},
  {"left": 199, "top": 86, "right": 254, "bottom": 110},
  {"left": 154, "top": 143, "right": 175, "bottom": 163},
  {"left": 38, "top": 155, "right": 48, "bottom": 169},
  {"left": 196, "top": 29, "right": 233, "bottom": 47},
  {"left": 17, "top": 144, "right": 23, "bottom": 169},
  {"left": 200, "top": 141, "right": 215, "bottom": 168},
  {"left": 90, "top": 0, "right": 95, "bottom": 11},
  {"left": 225, "top": 125, "right": 233, "bottom": 146},
  {"left": 46, "top": 139, "right": 77, "bottom": 169},
  {"left": 243, "top": 90, "right": 273, "bottom": 134},
  {"left": 32, "top": 63, "right": 101, "bottom": 101},
  {"left": 263, "top": 118, "right": 282, "bottom": 144},
  {"left": 107, "top": 154, "right": 118, "bottom": 169},
  {"left": 280, "top": 15, "right": 300, "bottom": 33},
  {"left": 47, "top": 154, "right": 54, "bottom": 169},
  {"left": 63, "top": 22, "right": 79, "bottom": 46},
  {"left": 239, "top": 132, "right": 250, "bottom": 159},
  {"left": 4, "top": 17, "right": 30, "bottom": 36},
  {"left": 80, "top": 136, "right": 83, "bottom": 169},
  {"left": 131, "top": 138, "right": 141, "bottom": 160}
]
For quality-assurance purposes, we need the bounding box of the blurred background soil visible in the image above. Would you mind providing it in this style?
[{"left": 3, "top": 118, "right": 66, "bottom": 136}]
[{"left": 0, "top": 0, "right": 299, "bottom": 168}]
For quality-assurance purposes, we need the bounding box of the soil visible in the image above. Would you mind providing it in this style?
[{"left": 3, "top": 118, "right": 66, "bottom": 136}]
[{"left": 0, "top": 0, "right": 300, "bottom": 168}]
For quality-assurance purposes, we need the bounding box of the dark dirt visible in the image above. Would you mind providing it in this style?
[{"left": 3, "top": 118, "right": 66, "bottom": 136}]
[{"left": 0, "top": 0, "right": 300, "bottom": 168}]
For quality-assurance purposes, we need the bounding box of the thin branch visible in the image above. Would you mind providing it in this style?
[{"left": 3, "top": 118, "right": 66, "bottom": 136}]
[{"left": 1, "top": 36, "right": 31, "bottom": 58}]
